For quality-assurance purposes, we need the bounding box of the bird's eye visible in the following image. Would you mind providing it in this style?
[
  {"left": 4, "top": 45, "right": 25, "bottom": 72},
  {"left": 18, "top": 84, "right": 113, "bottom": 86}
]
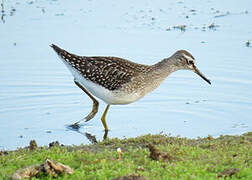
[{"left": 187, "top": 60, "right": 194, "bottom": 65}]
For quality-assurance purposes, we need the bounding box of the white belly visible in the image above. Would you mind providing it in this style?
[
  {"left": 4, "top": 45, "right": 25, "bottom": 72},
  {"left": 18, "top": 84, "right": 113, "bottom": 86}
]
[{"left": 63, "top": 61, "right": 141, "bottom": 105}]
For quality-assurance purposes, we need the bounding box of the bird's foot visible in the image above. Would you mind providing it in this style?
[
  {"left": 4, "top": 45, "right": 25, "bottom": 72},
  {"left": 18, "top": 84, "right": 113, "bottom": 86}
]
[{"left": 68, "top": 122, "right": 81, "bottom": 130}]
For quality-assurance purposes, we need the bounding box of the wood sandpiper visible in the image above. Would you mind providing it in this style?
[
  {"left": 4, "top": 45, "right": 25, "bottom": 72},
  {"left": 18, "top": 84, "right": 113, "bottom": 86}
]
[{"left": 51, "top": 44, "right": 211, "bottom": 132}]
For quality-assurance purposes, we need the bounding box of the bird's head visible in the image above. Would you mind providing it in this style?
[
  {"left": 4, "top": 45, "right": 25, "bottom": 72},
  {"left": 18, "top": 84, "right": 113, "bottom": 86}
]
[{"left": 172, "top": 50, "right": 211, "bottom": 85}]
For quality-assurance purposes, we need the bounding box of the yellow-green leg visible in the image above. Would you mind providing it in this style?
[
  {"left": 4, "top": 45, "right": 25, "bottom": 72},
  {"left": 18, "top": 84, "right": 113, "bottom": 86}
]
[
  {"left": 70, "top": 81, "right": 99, "bottom": 130},
  {"left": 101, "top": 104, "right": 110, "bottom": 131},
  {"left": 74, "top": 81, "right": 99, "bottom": 122}
]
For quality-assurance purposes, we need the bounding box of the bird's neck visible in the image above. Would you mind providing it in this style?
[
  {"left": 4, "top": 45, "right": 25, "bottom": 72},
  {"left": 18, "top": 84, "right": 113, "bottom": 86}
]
[
  {"left": 134, "top": 57, "right": 183, "bottom": 96},
  {"left": 130, "top": 57, "right": 183, "bottom": 97},
  {"left": 151, "top": 57, "right": 183, "bottom": 78}
]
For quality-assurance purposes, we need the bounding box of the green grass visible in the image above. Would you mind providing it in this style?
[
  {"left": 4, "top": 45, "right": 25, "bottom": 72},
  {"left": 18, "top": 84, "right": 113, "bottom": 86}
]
[{"left": 1, "top": 132, "right": 252, "bottom": 179}]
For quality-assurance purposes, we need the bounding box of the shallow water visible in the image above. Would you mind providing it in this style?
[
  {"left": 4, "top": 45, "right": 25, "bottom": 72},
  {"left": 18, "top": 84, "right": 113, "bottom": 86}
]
[{"left": 1, "top": 0, "right": 252, "bottom": 150}]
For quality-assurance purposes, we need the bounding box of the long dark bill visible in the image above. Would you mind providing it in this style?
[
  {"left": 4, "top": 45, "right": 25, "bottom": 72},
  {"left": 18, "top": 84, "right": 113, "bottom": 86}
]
[{"left": 193, "top": 65, "right": 211, "bottom": 85}]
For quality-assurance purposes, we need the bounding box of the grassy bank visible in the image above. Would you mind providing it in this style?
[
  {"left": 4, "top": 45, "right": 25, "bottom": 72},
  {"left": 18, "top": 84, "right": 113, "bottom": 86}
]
[{"left": 1, "top": 132, "right": 252, "bottom": 179}]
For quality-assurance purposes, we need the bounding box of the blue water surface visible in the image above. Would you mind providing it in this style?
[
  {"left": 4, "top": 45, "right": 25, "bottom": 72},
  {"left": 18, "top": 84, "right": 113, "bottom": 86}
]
[{"left": 0, "top": 0, "right": 252, "bottom": 150}]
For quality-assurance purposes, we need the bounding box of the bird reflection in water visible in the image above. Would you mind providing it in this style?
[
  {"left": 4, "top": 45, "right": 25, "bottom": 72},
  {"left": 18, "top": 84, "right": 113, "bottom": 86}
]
[{"left": 66, "top": 123, "right": 108, "bottom": 144}]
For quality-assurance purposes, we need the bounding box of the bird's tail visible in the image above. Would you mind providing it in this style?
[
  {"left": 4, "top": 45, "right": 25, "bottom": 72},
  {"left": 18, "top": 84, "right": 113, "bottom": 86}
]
[
  {"left": 50, "top": 44, "right": 66, "bottom": 57},
  {"left": 50, "top": 44, "right": 79, "bottom": 63}
]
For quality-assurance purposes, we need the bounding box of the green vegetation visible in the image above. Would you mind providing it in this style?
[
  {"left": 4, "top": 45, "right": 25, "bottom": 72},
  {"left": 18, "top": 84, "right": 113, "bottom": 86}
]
[{"left": 1, "top": 132, "right": 252, "bottom": 179}]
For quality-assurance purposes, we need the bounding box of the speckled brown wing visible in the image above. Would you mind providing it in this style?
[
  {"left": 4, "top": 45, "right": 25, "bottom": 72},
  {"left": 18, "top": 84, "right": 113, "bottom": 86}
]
[{"left": 51, "top": 44, "right": 149, "bottom": 91}]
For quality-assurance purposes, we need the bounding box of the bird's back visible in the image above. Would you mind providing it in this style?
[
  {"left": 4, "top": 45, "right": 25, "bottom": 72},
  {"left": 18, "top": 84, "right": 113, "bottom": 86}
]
[{"left": 51, "top": 44, "right": 150, "bottom": 91}]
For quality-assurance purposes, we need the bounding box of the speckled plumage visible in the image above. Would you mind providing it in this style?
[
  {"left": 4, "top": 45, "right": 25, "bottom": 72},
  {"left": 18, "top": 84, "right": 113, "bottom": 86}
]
[
  {"left": 51, "top": 44, "right": 210, "bottom": 131},
  {"left": 51, "top": 44, "right": 151, "bottom": 91}
]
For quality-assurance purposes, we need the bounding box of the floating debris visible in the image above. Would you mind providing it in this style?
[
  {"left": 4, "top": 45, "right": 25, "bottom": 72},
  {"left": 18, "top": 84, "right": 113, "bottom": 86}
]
[
  {"left": 166, "top": 24, "right": 186, "bottom": 31},
  {"left": 201, "top": 23, "right": 219, "bottom": 31},
  {"left": 215, "top": 10, "right": 248, "bottom": 18},
  {"left": 1, "top": 0, "right": 5, "bottom": 23},
  {"left": 10, "top": 8, "right": 16, "bottom": 16},
  {"left": 245, "top": 40, "right": 251, "bottom": 47},
  {"left": 173, "top": 24, "right": 186, "bottom": 31},
  {"left": 55, "top": 13, "right": 64, "bottom": 16},
  {"left": 208, "top": 23, "right": 219, "bottom": 30},
  {"left": 27, "top": 1, "right": 34, "bottom": 5},
  {"left": 190, "top": 10, "right": 197, "bottom": 15},
  {"left": 214, "top": 11, "right": 230, "bottom": 18}
]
